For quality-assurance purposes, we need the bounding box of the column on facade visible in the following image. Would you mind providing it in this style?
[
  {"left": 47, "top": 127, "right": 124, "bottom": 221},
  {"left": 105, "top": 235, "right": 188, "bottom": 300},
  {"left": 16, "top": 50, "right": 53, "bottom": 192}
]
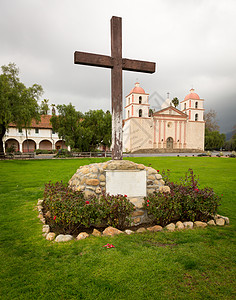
[
  {"left": 163, "top": 120, "right": 166, "bottom": 148},
  {"left": 51, "top": 139, "right": 55, "bottom": 150},
  {"left": 174, "top": 121, "right": 178, "bottom": 148},
  {"left": 158, "top": 120, "right": 162, "bottom": 148},
  {"left": 19, "top": 142, "right": 23, "bottom": 153},
  {"left": 3, "top": 141, "right": 6, "bottom": 154},
  {"left": 153, "top": 119, "right": 157, "bottom": 148},
  {"left": 179, "top": 122, "right": 182, "bottom": 148},
  {"left": 184, "top": 122, "right": 187, "bottom": 148}
]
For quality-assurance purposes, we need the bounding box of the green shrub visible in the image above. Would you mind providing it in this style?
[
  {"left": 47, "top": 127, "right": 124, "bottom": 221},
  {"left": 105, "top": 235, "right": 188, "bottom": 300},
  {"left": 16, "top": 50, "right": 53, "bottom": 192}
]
[
  {"left": 43, "top": 182, "right": 135, "bottom": 233},
  {"left": 43, "top": 182, "right": 101, "bottom": 233},
  {"left": 35, "top": 149, "right": 57, "bottom": 155},
  {"left": 144, "top": 169, "right": 221, "bottom": 226},
  {"left": 55, "top": 149, "right": 72, "bottom": 157},
  {"left": 6, "top": 145, "right": 16, "bottom": 153},
  {"left": 14, "top": 151, "right": 22, "bottom": 155},
  {"left": 99, "top": 193, "right": 135, "bottom": 229}
]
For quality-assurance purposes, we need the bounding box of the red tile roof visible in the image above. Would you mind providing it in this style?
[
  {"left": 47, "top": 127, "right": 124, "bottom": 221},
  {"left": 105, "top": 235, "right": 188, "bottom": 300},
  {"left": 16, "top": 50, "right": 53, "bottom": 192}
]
[
  {"left": 184, "top": 88, "right": 200, "bottom": 101},
  {"left": 9, "top": 115, "right": 53, "bottom": 129}
]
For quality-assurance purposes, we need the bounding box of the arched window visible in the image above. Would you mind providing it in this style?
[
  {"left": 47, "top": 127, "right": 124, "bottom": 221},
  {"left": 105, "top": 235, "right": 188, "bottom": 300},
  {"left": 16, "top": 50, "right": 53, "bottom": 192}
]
[
  {"left": 139, "top": 109, "right": 142, "bottom": 117},
  {"left": 195, "top": 102, "right": 198, "bottom": 109},
  {"left": 184, "top": 103, "right": 186, "bottom": 110},
  {"left": 139, "top": 96, "right": 142, "bottom": 104},
  {"left": 195, "top": 113, "right": 198, "bottom": 121}
]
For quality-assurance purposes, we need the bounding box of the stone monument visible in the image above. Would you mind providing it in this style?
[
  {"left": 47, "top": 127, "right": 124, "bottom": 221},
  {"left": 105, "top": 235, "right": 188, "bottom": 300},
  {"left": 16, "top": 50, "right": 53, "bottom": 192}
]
[{"left": 69, "top": 160, "right": 169, "bottom": 226}]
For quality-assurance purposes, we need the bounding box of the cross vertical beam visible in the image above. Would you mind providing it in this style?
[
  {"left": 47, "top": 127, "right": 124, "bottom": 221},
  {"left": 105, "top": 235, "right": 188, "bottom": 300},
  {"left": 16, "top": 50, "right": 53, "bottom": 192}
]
[
  {"left": 111, "top": 16, "right": 123, "bottom": 160},
  {"left": 74, "top": 16, "right": 156, "bottom": 160}
]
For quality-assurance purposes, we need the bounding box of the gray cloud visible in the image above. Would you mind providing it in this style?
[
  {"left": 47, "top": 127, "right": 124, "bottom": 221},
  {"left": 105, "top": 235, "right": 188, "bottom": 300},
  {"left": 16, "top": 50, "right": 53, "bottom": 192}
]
[{"left": 0, "top": 0, "right": 235, "bottom": 133}]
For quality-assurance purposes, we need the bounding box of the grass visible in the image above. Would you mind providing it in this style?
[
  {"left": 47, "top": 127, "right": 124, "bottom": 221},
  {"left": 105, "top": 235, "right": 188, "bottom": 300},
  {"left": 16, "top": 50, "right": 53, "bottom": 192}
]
[{"left": 0, "top": 157, "right": 235, "bottom": 299}]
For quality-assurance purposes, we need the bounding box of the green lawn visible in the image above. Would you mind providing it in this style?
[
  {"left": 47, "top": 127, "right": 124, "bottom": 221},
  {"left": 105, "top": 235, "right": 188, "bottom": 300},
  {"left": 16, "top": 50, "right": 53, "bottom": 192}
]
[{"left": 0, "top": 157, "right": 235, "bottom": 299}]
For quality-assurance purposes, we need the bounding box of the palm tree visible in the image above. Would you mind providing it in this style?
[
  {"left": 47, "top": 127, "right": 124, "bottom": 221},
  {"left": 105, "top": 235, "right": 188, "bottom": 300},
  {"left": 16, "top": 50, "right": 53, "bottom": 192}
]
[
  {"left": 40, "top": 99, "right": 49, "bottom": 115},
  {"left": 172, "top": 97, "right": 179, "bottom": 108}
]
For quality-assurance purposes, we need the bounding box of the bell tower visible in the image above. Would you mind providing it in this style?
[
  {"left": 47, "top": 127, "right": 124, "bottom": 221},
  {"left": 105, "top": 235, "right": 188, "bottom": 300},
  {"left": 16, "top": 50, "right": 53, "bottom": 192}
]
[
  {"left": 125, "top": 82, "right": 150, "bottom": 119},
  {"left": 181, "top": 88, "right": 204, "bottom": 121}
]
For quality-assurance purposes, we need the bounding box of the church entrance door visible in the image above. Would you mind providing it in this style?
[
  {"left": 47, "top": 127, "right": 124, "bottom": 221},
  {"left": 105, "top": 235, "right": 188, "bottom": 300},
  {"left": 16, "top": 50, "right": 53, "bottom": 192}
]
[{"left": 166, "top": 137, "right": 173, "bottom": 149}]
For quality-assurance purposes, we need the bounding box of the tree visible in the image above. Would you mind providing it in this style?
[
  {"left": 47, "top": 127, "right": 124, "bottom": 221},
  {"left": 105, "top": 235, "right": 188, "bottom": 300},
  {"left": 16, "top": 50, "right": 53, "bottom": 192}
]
[
  {"left": 83, "top": 109, "right": 112, "bottom": 151},
  {"left": 0, "top": 63, "right": 43, "bottom": 155},
  {"left": 149, "top": 108, "right": 154, "bottom": 117},
  {"left": 224, "top": 124, "right": 236, "bottom": 151},
  {"left": 171, "top": 97, "right": 179, "bottom": 108},
  {"left": 50, "top": 105, "right": 112, "bottom": 152},
  {"left": 40, "top": 99, "right": 50, "bottom": 115},
  {"left": 204, "top": 109, "right": 220, "bottom": 132},
  {"left": 50, "top": 103, "right": 90, "bottom": 150},
  {"left": 205, "top": 128, "right": 225, "bottom": 150}
]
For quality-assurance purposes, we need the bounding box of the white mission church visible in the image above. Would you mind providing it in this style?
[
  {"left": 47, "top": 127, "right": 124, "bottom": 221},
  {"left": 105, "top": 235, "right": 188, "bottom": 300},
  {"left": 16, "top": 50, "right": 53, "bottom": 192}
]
[{"left": 123, "top": 83, "right": 205, "bottom": 153}]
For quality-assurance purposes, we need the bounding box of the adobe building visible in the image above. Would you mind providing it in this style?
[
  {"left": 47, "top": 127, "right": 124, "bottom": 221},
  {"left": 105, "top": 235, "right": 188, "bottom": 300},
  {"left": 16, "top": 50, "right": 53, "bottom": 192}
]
[
  {"left": 123, "top": 83, "right": 205, "bottom": 153},
  {"left": 3, "top": 115, "right": 69, "bottom": 153}
]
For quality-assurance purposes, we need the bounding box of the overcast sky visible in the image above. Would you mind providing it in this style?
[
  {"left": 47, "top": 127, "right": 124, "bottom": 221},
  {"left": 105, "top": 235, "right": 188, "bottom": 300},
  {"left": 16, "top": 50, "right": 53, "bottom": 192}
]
[{"left": 1, "top": 0, "right": 235, "bottom": 133}]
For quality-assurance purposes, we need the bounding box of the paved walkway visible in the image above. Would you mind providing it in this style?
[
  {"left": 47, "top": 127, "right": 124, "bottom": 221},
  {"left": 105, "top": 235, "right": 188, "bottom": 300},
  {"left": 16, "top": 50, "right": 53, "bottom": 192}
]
[{"left": 2, "top": 151, "right": 232, "bottom": 160}]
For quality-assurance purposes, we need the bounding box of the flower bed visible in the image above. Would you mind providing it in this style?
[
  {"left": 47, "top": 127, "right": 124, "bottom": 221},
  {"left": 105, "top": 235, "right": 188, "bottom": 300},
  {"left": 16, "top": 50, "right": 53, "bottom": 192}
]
[{"left": 37, "top": 168, "right": 228, "bottom": 242}]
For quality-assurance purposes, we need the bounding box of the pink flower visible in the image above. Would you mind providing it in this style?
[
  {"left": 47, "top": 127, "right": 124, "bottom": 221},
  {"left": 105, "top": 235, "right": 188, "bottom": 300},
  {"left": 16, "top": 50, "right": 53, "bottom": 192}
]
[
  {"left": 147, "top": 200, "right": 150, "bottom": 203},
  {"left": 194, "top": 188, "right": 199, "bottom": 192},
  {"left": 124, "top": 195, "right": 127, "bottom": 197},
  {"left": 157, "top": 170, "right": 160, "bottom": 172},
  {"left": 147, "top": 204, "right": 149, "bottom": 207},
  {"left": 85, "top": 201, "right": 90, "bottom": 204},
  {"left": 53, "top": 216, "right": 56, "bottom": 220},
  {"left": 103, "top": 243, "right": 115, "bottom": 248}
]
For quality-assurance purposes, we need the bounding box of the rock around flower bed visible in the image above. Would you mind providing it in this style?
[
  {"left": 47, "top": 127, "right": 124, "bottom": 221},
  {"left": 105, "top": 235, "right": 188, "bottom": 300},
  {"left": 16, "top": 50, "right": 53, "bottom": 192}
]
[{"left": 37, "top": 198, "right": 229, "bottom": 242}]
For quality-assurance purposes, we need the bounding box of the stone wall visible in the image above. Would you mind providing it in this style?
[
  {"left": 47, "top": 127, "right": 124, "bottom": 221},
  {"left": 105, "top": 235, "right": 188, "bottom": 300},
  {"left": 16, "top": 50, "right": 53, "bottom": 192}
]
[{"left": 68, "top": 160, "right": 170, "bottom": 226}]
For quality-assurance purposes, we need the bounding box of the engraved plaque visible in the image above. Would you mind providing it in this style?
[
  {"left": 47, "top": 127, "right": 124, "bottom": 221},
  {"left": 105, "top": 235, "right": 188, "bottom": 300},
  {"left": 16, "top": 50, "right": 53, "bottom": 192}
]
[{"left": 106, "top": 170, "right": 146, "bottom": 197}]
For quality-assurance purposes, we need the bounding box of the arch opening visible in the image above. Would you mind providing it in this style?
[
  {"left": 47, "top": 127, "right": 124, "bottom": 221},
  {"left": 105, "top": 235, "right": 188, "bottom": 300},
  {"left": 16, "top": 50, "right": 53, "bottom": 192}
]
[
  {"left": 39, "top": 140, "right": 52, "bottom": 150},
  {"left": 5, "top": 139, "right": 20, "bottom": 152},
  {"left": 22, "top": 139, "right": 36, "bottom": 153},
  {"left": 166, "top": 137, "right": 173, "bottom": 149}
]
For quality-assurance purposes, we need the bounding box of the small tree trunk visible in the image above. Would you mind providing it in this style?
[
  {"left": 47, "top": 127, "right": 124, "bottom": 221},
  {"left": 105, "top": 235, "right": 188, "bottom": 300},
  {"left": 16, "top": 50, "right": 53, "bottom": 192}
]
[
  {"left": 26, "top": 129, "right": 29, "bottom": 153},
  {"left": 0, "top": 124, "right": 6, "bottom": 157}
]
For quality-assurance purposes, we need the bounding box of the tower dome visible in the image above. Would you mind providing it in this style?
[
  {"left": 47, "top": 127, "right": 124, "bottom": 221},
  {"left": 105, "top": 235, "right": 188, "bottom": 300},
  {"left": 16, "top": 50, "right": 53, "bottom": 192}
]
[
  {"left": 129, "top": 82, "right": 145, "bottom": 94},
  {"left": 184, "top": 88, "right": 200, "bottom": 101}
]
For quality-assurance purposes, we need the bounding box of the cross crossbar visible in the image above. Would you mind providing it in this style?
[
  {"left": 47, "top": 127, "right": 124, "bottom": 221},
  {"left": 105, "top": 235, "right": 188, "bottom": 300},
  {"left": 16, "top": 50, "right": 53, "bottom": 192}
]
[{"left": 74, "top": 52, "right": 155, "bottom": 73}]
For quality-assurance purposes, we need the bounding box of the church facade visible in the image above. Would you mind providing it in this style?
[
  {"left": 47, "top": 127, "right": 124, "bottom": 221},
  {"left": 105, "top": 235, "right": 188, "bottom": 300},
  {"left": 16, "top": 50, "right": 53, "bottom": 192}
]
[{"left": 123, "top": 83, "right": 205, "bottom": 153}]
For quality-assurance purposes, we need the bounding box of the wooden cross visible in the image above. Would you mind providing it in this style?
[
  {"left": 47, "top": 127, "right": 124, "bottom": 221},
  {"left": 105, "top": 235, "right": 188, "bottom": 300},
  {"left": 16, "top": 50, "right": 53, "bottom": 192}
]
[{"left": 74, "top": 16, "right": 156, "bottom": 160}]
